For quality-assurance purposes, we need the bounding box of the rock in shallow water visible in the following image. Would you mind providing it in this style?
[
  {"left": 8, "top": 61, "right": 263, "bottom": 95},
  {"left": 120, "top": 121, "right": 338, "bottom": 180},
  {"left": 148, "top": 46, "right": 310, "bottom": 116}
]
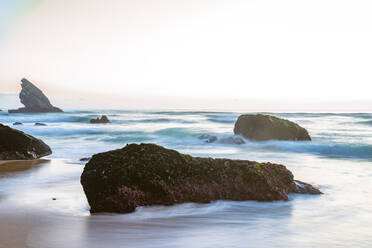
[
  {"left": 90, "top": 115, "right": 110, "bottom": 124},
  {"left": 81, "top": 143, "right": 321, "bottom": 213},
  {"left": 0, "top": 124, "right": 52, "bottom": 160},
  {"left": 198, "top": 134, "right": 217, "bottom": 143},
  {"left": 219, "top": 136, "right": 246, "bottom": 145},
  {"left": 234, "top": 114, "right": 311, "bottom": 141},
  {"left": 8, "top": 78, "right": 63, "bottom": 113},
  {"left": 293, "top": 180, "right": 321, "bottom": 194},
  {"left": 198, "top": 134, "right": 245, "bottom": 145},
  {"left": 80, "top": 157, "right": 91, "bottom": 162},
  {"left": 34, "top": 122, "right": 47, "bottom": 126}
]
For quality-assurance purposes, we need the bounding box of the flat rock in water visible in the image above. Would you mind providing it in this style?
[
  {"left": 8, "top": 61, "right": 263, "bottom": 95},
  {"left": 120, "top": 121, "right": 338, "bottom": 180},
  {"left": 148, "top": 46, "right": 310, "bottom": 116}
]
[
  {"left": 198, "top": 135, "right": 245, "bottom": 145},
  {"left": 34, "top": 122, "right": 47, "bottom": 126},
  {"left": 234, "top": 114, "right": 311, "bottom": 141},
  {"left": 0, "top": 123, "right": 52, "bottom": 160},
  {"left": 8, "top": 78, "right": 63, "bottom": 113},
  {"left": 81, "top": 143, "right": 321, "bottom": 213},
  {"left": 198, "top": 134, "right": 217, "bottom": 143},
  {"left": 13, "top": 122, "right": 23, "bottom": 126},
  {"left": 219, "top": 136, "right": 246, "bottom": 145}
]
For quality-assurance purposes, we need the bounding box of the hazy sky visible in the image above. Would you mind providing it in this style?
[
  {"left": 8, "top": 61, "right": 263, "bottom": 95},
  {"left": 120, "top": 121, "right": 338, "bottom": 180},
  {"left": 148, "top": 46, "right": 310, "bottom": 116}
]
[{"left": 0, "top": 0, "right": 371, "bottom": 111}]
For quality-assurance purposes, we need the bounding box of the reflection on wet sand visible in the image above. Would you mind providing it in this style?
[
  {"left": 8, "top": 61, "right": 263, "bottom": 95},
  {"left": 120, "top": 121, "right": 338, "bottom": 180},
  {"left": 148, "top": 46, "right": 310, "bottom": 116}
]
[
  {"left": 0, "top": 159, "right": 50, "bottom": 176},
  {"left": 0, "top": 158, "right": 371, "bottom": 248}
]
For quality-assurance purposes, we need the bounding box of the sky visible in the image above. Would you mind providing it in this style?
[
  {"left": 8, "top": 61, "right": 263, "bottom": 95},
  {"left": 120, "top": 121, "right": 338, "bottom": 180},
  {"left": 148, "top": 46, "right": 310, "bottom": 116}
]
[{"left": 0, "top": 0, "right": 371, "bottom": 111}]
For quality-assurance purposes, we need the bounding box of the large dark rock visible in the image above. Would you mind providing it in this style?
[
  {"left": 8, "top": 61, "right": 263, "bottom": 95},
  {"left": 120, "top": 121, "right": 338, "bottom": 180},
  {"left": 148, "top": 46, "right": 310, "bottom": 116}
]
[
  {"left": 90, "top": 115, "right": 110, "bottom": 124},
  {"left": 81, "top": 143, "right": 321, "bottom": 213},
  {"left": 8, "top": 78, "right": 63, "bottom": 113},
  {"left": 234, "top": 114, "right": 311, "bottom": 141},
  {"left": 0, "top": 124, "right": 52, "bottom": 160}
]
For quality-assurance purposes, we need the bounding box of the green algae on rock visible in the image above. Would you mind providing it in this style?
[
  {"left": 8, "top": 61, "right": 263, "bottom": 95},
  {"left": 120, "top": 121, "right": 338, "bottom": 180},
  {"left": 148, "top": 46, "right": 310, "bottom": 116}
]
[{"left": 81, "top": 143, "right": 321, "bottom": 213}]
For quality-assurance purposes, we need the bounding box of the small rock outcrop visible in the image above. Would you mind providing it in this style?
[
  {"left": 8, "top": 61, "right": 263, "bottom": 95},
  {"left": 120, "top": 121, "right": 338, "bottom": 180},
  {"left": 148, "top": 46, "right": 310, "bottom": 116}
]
[
  {"left": 198, "top": 134, "right": 217, "bottom": 143},
  {"left": 81, "top": 143, "right": 321, "bottom": 213},
  {"left": 34, "top": 122, "right": 47, "bottom": 126},
  {"left": 219, "top": 136, "right": 246, "bottom": 145},
  {"left": 198, "top": 135, "right": 245, "bottom": 145},
  {"left": 13, "top": 122, "right": 23, "bottom": 125},
  {"left": 90, "top": 115, "right": 110, "bottom": 124},
  {"left": 234, "top": 114, "right": 311, "bottom": 141},
  {"left": 0, "top": 124, "right": 52, "bottom": 160},
  {"left": 8, "top": 78, "right": 63, "bottom": 113},
  {"left": 80, "top": 157, "right": 91, "bottom": 162}
]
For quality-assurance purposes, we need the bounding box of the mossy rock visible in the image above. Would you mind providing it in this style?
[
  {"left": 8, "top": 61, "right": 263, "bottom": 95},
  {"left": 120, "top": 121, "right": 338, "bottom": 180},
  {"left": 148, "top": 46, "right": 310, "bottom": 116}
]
[{"left": 81, "top": 143, "right": 321, "bottom": 213}]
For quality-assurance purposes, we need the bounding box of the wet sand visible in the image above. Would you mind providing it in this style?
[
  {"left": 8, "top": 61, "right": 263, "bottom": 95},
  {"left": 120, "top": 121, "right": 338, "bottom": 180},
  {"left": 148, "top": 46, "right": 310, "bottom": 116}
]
[
  {"left": 0, "top": 159, "right": 85, "bottom": 248},
  {"left": 0, "top": 159, "right": 49, "bottom": 247},
  {"left": 0, "top": 159, "right": 50, "bottom": 176},
  {"left": 0, "top": 207, "right": 42, "bottom": 248},
  {"left": 0, "top": 158, "right": 372, "bottom": 248}
]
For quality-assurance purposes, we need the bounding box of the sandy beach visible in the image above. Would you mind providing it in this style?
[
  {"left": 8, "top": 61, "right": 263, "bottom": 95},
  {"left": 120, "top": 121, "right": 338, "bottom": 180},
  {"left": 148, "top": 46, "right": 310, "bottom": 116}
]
[
  {"left": 0, "top": 152, "right": 371, "bottom": 248},
  {"left": 0, "top": 160, "right": 48, "bottom": 247},
  {"left": 0, "top": 159, "right": 89, "bottom": 248}
]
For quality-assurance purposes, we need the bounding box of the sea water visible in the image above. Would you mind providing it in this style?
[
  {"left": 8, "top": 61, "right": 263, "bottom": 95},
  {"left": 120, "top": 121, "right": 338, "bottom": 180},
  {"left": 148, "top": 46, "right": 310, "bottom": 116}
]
[{"left": 0, "top": 110, "right": 371, "bottom": 247}]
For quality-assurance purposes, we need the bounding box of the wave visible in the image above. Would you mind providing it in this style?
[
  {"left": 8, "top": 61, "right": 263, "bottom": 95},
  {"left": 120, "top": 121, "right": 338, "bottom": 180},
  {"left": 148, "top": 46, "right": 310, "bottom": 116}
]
[
  {"left": 3, "top": 110, "right": 372, "bottom": 161},
  {"left": 11, "top": 122, "right": 372, "bottom": 160},
  {"left": 4, "top": 111, "right": 372, "bottom": 125},
  {"left": 131, "top": 118, "right": 196, "bottom": 124},
  {"left": 46, "top": 116, "right": 93, "bottom": 123},
  {"left": 11, "top": 126, "right": 139, "bottom": 137},
  {"left": 357, "top": 120, "right": 372, "bottom": 126},
  {"left": 205, "top": 114, "right": 238, "bottom": 124},
  {"left": 153, "top": 127, "right": 202, "bottom": 138},
  {"left": 300, "top": 143, "right": 372, "bottom": 159},
  {"left": 1, "top": 114, "right": 200, "bottom": 125},
  {"left": 152, "top": 111, "right": 232, "bottom": 116},
  {"left": 0, "top": 114, "right": 94, "bottom": 123},
  {"left": 237, "top": 140, "right": 372, "bottom": 160}
]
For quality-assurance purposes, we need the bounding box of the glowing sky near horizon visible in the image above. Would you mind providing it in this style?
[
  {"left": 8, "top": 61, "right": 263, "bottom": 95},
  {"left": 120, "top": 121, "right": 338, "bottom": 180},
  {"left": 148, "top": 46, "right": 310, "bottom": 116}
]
[{"left": 0, "top": 0, "right": 371, "bottom": 111}]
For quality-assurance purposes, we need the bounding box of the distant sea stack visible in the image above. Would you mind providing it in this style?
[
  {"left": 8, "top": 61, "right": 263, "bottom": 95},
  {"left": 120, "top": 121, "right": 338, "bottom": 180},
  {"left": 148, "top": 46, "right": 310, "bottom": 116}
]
[
  {"left": 234, "top": 114, "right": 311, "bottom": 141},
  {"left": 81, "top": 143, "right": 321, "bottom": 213},
  {"left": 8, "top": 78, "right": 63, "bottom": 113},
  {"left": 0, "top": 123, "right": 52, "bottom": 160}
]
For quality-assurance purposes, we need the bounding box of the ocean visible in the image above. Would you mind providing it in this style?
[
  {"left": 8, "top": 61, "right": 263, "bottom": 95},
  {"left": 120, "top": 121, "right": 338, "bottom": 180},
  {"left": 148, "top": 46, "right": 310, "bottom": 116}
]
[{"left": 0, "top": 110, "right": 372, "bottom": 247}]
